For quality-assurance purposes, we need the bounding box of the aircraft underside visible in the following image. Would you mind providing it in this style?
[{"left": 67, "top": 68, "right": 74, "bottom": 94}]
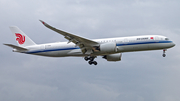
[{"left": 26, "top": 42, "right": 175, "bottom": 65}]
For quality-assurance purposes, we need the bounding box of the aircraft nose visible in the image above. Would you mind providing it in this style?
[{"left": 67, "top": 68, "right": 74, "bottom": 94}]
[{"left": 171, "top": 43, "right": 175, "bottom": 47}]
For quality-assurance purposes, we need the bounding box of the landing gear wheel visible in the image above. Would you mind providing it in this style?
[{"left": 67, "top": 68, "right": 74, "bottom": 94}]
[
  {"left": 162, "top": 54, "right": 166, "bottom": 57},
  {"left": 88, "top": 61, "right": 93, "bottom": 65},
  {"left": 93, "top": 61, "right": 97, "bottom": 65},
  {"left": 84, "top": 57, "right": 89, "bottom": 61},
  {"left": 88, "top": 61, "right": 97, "bottom": 65},
  {"left": 86, "top": 56, "right": 98, "bottom": 65},
  {"left": 162, "top": 49, "right": 166, "bottom": 57},
  {"left": 89, "top": 57, "right": 94, "bottom": 61}
]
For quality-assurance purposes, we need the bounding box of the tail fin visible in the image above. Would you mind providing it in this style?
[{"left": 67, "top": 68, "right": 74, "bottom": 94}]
[{"left": 9, "top": 26, "right": 36, "bottom": 47}]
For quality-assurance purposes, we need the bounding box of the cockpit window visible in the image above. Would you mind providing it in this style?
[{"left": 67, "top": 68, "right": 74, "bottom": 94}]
[{"left": 165, "top": 38, "right": 169, "bottom": 40}]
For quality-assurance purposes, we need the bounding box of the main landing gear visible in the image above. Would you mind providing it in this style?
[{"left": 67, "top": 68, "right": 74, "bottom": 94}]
[
  {"left": 84, "top": 56, "right": 97, "bottom": 65},
  {"left": 162, "top": 49, "right": 166, "bottom": 57}
]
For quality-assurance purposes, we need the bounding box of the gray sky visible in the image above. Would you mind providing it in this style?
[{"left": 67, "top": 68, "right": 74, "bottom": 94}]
[{"left": 1, "top": 0, "right": 180, "bottom": 101}]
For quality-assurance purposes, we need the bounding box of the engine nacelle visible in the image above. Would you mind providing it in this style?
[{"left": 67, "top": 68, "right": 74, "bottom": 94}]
[
  {"left": 100, "top": 42, "right": 117, "bottom": 53},
  {"left": 103, "top": 53, "right": 122, "bottom": 61}
]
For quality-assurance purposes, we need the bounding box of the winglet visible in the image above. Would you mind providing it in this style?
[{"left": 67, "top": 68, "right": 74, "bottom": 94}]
[{"left": 39, "top": 20, "right": 48, "bottom": 26}]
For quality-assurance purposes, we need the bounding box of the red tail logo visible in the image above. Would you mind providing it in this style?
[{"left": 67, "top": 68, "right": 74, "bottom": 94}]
[{"left": 15, "top": 33, "right": 25, "bottom": 44}]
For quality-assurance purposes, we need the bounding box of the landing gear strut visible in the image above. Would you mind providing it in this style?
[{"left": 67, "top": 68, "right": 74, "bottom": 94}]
[
  {"left": 84, "top": 56, "right": 97, "bottom": 65},
  {"left": 162, "top": 49, "right": 166, "bottom": 57}
]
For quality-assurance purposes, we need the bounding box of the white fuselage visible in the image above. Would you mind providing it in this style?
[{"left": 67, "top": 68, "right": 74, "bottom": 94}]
[{"left": 20, "top": 35, "right": 175, "bottom": 57}]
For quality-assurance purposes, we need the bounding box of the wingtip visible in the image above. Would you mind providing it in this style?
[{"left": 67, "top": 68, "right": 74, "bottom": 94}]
[{"left": 39, "top": 20, "right": 46, "bottom": 25}]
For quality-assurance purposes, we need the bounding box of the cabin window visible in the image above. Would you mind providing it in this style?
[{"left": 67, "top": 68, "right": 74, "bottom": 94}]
[{"left": 165, "top": 38, "right": 169, "bottom": 40}]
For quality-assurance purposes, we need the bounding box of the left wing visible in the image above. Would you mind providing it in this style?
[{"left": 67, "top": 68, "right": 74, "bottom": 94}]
[{"left": 40, "top": 20, "right": 99, "bottom": 54}]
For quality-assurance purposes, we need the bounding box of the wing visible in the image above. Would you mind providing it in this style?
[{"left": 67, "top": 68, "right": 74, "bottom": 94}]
[{"left": 40, "top": 20, "right": 99, "bottom": 54}]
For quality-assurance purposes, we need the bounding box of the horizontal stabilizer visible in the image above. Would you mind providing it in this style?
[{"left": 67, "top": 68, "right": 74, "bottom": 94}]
[{"left": 4, "top": 44, "right": 28, "bottom": 51}]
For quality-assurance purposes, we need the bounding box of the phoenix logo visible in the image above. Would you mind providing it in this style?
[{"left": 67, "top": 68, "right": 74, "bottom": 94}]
[{"left": 15, "top": 33, "right": 25, "bottom": 44}]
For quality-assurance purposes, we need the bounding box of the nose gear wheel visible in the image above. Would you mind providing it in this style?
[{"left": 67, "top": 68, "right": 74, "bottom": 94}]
[{"left": 162, "top": 49, "right": 166, "bottom": 57}]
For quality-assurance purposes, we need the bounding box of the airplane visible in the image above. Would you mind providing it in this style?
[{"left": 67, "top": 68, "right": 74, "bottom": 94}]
[{"left": 4, "top": 20, "right": 175, "bottom": 65}]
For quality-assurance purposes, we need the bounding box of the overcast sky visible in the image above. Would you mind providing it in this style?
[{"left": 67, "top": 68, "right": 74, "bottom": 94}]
[{"left": 1, "top": 0, "right": 180, "bottom": 101}]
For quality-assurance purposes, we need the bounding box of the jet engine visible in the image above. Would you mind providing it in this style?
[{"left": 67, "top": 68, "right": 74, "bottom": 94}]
[
  {"left": 103, "top": 53, "right": 122, "bottom": 61},
  {"left": 99, "top": 42, "right": 117, "bottom": 53}
]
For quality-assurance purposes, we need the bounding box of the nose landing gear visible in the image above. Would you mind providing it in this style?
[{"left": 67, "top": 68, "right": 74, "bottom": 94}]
[
  {"left": 84, "top": 56, "right": 97, "bottom": 65},
  {"left": 162, "top": 49, "right": 166, "bottom": 57}
]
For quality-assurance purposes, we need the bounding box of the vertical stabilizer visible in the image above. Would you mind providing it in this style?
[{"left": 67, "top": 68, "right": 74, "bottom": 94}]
[{"left": 9, "top": 26, "right": 36, "bottom": 47}]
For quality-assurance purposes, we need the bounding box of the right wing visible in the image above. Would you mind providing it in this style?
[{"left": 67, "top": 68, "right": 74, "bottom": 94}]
[{"left": 40, "top": 20, "right": 100, "bottom": 54}]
